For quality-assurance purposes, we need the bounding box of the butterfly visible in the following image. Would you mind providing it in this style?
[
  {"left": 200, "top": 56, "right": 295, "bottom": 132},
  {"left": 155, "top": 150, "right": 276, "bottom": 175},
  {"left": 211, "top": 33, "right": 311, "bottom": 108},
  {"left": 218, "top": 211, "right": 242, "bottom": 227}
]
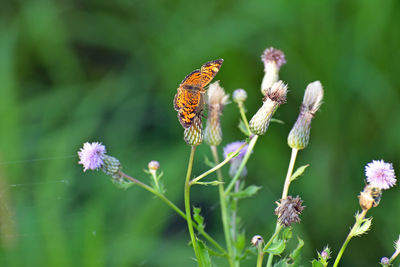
[{"left": 174, "top": 59, "right": 224, "bottom": 128}]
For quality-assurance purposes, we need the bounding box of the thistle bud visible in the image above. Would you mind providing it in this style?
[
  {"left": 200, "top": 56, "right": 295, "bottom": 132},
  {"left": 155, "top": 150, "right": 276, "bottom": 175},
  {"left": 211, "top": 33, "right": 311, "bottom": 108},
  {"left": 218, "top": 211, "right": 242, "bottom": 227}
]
[
  {"left": 275, "top": 195, "right": 305, "bottom": 227},
  {"left": 380, "top": 257, "right": 390, "bottom": 265},
  {"left": 251, "top": 235, "right": 264, "bottom": 247},
  {"left": 102, "top": 155, "right": 122, "bottom": 181},
  {"left": 233, "top": 88, "right": 247, "bottom": 104},
  {"left": 184, "top": 115, "right": 203, "bottom": 146},
  {"left": 261, "top": 47, "right": 286, "bottom": 96},
  {"left": 249, "top": 81, "right": 288, "bottom": 135},
  {"left": 148, "top": 160, "right": 160, "bottom": 171},
  {"left": 204, "top": 82, "right": 229, "bottom": 146},
  {"left": 288, "top": 81, "right": 324, "bottom": 150}
]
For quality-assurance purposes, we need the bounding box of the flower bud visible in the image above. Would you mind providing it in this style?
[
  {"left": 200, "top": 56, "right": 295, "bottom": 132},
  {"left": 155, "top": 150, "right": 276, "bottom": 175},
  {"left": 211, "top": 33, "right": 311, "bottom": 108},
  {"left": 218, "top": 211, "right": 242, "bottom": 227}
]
[
  {"left": 261, "top": 47, "right": 286, "bottom": 96},
  {"left": 249, "top": 81, "right": 288, "bottom": 135},
  {"left": 184, "top": 115, "right": 203, "bottom": 146},
  {"left": 233, "top": 88, "right": 247, "bottom": 104},
  {"left": 251, "top": 235, "right": 264, "bottom": 247},
  {"left": 148, "top": 161, "right": 160, "bottom": 171},
  {"left": 288, "top": 81, "right": 324, "bottom": 150},
  {"left": 102, "top": 155, "right": 122, "bottom": 181},
  {"left": 204, "top": 82, "right": 229, "bottom": 146},
  {"left": 380, "top": 257, "right": 390, "bottom": 265}
]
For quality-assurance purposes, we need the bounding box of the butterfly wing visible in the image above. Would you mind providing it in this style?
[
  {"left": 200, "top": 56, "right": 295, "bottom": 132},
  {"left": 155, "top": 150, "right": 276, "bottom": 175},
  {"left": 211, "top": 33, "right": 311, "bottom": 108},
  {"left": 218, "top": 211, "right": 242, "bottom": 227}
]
[
  {"left": 200, "top": 59, "right": 223, "bottom": 88},
  {"left": 174, "top": 87, "right": 203, "bottom": 128}
]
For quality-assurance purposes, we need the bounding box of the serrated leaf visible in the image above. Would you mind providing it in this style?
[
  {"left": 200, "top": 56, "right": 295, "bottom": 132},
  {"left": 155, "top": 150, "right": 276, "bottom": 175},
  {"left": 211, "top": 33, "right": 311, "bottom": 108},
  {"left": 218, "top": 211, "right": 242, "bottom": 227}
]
[
  {"left": 112, "top": 179, "right": 135, "bottom": 190},
  {"left": 193, "top": 207, "right": 205, "bottom": 233},
  {"left": 204, "top": 155, "right": 216, "bottom": 168},
  {"left": 271, "top": 118, "right": 285, "bottom": 124},
  {"left": 290, "top": 164, "right": 309, "bottom": 182},
  {"left": 289, "top": 237, "right": 304, "bottom": 264},
  {"left": 353, "top": 217, "right": 372, "bottom": 236},
  {"left": 273, "top": 258, "right": 290, "bottom": 267},
  {"left": 229, "top": 185, "right": 262, "bottom": 199},
  {"left": 311, "top": 260, "right": 324, "bottom": 267},
  {"left": 197, "top": 239, "right": 212, "bottom": 266},
  {"left": 238, "top": 119, "right": 251, "bottom": 136},
  {"left": 194, "top": 180, "right": 224, "bottom": 186},
  {"left": 264, "top": 238, "right": 285, "bottom": 255}
]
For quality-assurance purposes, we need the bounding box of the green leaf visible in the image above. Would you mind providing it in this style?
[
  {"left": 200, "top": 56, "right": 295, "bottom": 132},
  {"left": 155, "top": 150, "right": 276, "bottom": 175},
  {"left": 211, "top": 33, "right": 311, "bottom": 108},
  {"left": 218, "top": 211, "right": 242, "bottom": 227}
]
[
  {"left": 197, "top": 239, "right": 212, "bottom": 266},
  {"left": 281, "top": 227, "right": 293, "bottom": 241},
  {"left": 290, "top": 164, "right": 309, "bottom": 182},
  {"left": 229, "top": 185, "right": 262, "bottom": 199},
  {"left": 271, "top": 118, "right": 285, "bottom": 124},
  {"left": 311, "top": 260, "right": 324, "bottom": 267},
  {"left": 204, "top": 155, "right": 216, "bottom": 168},
  {"left": 289, "top": 237, "right": 304, "bottom": 265},
  {"left": 111, "top": 179, "right": 135, "bottom": 190},
  {"left": 353, "top": 217, "right": 372, "bottom": 236},
  {"left": 238, "top": 119, "right": 251, "bottom": 136},
  {"left": 264, "top": 238, "right": 285, "bottom": 255},
  {"left": 193, "top": 207, "right": 205, "bottom": 233},
  {"left": 194, "top": 180, "right": 224, "bottom": 186},
  {"left": 234, "top": 231, "right": 246, "bottom": 254},
  {"left": 273, "top": 258, "right": 290, "bottom": 267}
]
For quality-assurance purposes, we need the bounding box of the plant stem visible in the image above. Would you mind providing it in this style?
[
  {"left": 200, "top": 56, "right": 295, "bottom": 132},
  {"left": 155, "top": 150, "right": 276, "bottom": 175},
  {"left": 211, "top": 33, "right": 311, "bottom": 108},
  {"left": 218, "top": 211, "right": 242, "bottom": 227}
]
[
  {"left": 119, "top": 171, "right": 226, "bottom": 254},
  {"left": 184, "top": 146, "right": 203, "bottom": 266},
  {"left": 263, "top": 224, "right": 282, "bottom": 252},
  {"left": 256, "top": 245, "right": 264, "bottom": 267},
  {"left": 267, "top": 148, "right": 299, "bottom": 267},
  {"left": 210, "top": 146, "right": 236, "bottom": 267},
  {"left": 225, "top": 135, "right": 259, "bottom": 195},
  {"left": 333, "top": 209, "right": 368, "bottom": 267},
  {"left": 281, "top": 148, "right": 298, "bottom": 199},
  {"left": 190, "top": 142, "right": 248, "bottom": 185},
  {"left": 238, "top": 102, "right": 251, "bottom": 135}
]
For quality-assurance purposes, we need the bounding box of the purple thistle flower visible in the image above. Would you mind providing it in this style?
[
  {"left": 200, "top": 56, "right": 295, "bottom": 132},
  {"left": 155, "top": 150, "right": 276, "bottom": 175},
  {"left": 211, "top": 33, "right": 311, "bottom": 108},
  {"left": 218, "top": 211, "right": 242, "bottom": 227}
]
[
  {"left": 223, "top": 141, "right": 249, "bottom": 160},
  {"left": 365, "top": 160, "right": 396, "bottom": 190},
  {"left": 78, "top": 142, "right": 106, "bottom": 172}
]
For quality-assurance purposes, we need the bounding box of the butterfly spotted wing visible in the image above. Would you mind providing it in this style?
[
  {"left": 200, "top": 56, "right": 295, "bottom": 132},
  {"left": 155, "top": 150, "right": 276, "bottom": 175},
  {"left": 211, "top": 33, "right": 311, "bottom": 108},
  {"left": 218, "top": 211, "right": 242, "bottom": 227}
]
[{"left": 174, "top": 59, "right": 223, "bottom": 128}]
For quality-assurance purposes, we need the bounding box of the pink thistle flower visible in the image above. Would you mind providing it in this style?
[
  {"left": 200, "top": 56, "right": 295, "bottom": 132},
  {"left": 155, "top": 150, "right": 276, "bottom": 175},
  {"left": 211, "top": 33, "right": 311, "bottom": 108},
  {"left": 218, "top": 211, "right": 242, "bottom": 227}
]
[
  {"left": 78, "top": 142, "right": 106, "bottom": 172},
  {"left": 223, "top": 141, "right": 249, "bottom": 160},
  {"left": 365, "top": 160, "right": 396, "bottom": 190}
]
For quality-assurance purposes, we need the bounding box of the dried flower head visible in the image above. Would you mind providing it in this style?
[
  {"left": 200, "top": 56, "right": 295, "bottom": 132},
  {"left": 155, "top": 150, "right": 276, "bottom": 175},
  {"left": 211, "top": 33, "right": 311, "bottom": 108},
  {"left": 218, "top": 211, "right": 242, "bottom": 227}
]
[
  {"left": 288, "top": 81, "right": 324, "bottom": 150},
  {"left": 148, "top": 161, "right": 160, "bottom": 171},
  {"left": 233, "top": 88, "right": 248, "bottom": 104},
  {"left": 365, "top": 160, "right": 396, "bottom": 190},
  {"left": 204, "top": 81, "right": 229, "bottom": 146},
  {"left": 223, "top": 141, "right": 250, "bottom": 178},
  {"left": 359, "top": 185, "right": 382, "bottom": 211},
  {"left": 78, "top": 142, "right": 106, "bottom": 171},
  {"left": 251, "top": 235, "right": 264, "bottom": 247},
  {"left": 261, "top": 47, "right": 286, "bottom": 96},
  {"left": 249, "top": 81, "right": 288, "bottom": 135},
  {"left": 275, "top": 195, "right": 305, "bottom": 227},
  {"left": 184, "top": 115, "right": 203, "bottom": 146}
]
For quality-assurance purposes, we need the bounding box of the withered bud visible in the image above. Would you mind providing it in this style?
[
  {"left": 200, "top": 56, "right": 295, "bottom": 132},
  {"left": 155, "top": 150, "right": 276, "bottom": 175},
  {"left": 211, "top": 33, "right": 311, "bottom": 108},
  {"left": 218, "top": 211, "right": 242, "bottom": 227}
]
[
  {"left": 261, "top": 47, "right": 286, "bottom": 96},
  {"left": 275, "top": 195, "right": 305, "bottom": 227},
  {"left": 251, "top": 235, "right": 264, "bottom": 247},
  {"left": 358, "top": 185, "right": 382, "bottom": 211}
]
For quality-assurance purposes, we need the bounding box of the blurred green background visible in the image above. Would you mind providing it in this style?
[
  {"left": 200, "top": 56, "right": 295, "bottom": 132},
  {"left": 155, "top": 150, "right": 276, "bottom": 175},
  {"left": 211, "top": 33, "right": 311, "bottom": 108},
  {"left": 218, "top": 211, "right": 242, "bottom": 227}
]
[{"left": 0, "top": 0, "right": 399, "bottom": 266}]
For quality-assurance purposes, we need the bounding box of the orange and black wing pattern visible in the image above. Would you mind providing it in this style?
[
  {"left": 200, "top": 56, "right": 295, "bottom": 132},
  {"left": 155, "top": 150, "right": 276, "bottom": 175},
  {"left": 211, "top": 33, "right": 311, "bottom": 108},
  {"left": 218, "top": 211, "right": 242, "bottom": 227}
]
[{"left": 174, "top": 59, "right": 223, "bottom": 128}]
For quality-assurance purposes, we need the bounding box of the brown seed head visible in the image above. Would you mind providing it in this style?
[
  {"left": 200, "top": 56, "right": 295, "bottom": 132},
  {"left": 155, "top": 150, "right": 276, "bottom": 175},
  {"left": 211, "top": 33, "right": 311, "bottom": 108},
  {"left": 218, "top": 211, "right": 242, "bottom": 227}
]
[{"left": 275, "top": 195, "right": 305, "bottom": 227}]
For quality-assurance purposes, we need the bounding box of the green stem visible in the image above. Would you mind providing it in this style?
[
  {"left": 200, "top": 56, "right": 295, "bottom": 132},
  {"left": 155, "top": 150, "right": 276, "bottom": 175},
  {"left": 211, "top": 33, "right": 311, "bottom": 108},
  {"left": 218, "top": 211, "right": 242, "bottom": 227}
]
[
  {"left": 333, "top": 209, "right": 368, "bottom": 267},
  {"left": 256, "top": 245, "right": 264, "bottom": 267},
  {"left": 210, "top": 146, "right": 235, "bottom": 267},
  {"left": 390, "top": 249, "right": 400, "bottom": 264},
  {"left": 238, "top": 102, "right": 251, "bottom": 135},
  {"left": 119, "top": 171, "right": 226, "bottom": 254},
  {"left": 190, "top": 142, "right": 248, "bottom": 185},
  {"left": 150, "top": 171, "right": 161, "bottom": 192},
  {"left": 267, "top": 148, "right": 299, "bottom": 267},
  {"left": 263, "top": 224, "right": 282, "bottom": 252},
  {"left": 225, "top": 135, "right": 259, "bottom": 195}
]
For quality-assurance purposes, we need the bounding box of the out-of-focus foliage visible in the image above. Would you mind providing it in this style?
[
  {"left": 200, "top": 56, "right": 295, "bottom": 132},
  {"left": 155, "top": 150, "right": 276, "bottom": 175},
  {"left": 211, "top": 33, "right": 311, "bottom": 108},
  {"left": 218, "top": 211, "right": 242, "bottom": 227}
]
[{"left": 0, "top": 0, "right": 399, "bottom": 266}]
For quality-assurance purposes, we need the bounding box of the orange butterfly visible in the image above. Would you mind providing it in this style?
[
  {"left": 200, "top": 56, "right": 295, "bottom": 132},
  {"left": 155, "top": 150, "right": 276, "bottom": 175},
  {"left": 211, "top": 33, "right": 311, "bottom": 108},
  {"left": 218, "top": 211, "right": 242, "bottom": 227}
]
[{"left": 174, "top": 59, "right": 224, "bottom": 128}]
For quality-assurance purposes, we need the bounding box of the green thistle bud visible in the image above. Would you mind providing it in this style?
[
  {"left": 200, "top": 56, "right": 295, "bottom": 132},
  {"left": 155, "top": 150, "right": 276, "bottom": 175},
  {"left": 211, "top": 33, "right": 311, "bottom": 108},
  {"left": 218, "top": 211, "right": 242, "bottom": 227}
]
[
  {"left": 261, "top": 47, "right": 286, "bottom": 96},
  {"left": 184, "top": 115, "right": 203, "bottom": 146},
  {"left": 249, "top": 81, "right": 288, "bottom": 135},
  {"left": 204, "top": 82, "right": 229, "bottom": 146},
  {"left": 233, "top": 88, "right": 247, "bottom": 104},
  {"left": 102, "top": 155, "right": 122, "bottom": 181},
  {"left": 288, "top": 81, "right": 324, "bottom": 150}
]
